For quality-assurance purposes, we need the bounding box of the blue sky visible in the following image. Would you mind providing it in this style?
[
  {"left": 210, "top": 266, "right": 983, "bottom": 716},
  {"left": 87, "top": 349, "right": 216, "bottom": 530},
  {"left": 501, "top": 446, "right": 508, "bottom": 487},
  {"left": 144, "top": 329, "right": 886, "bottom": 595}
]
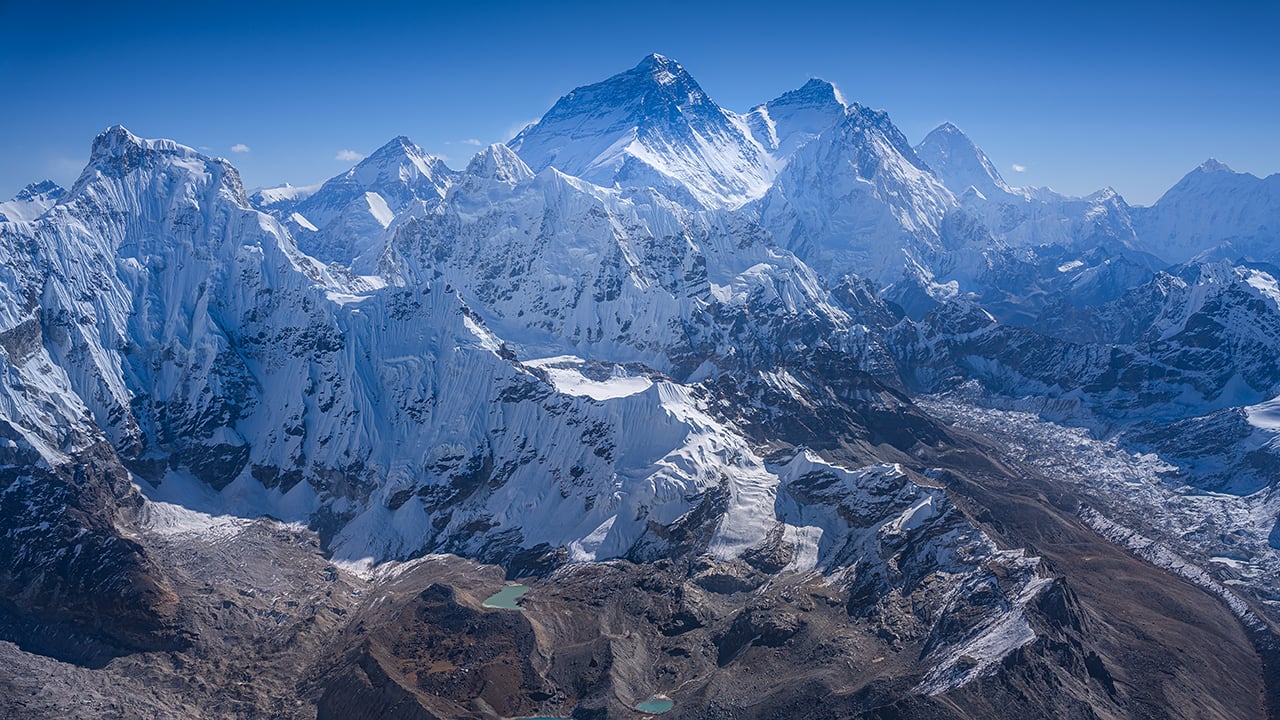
[{"left": 1, "top": 0, "right": 1276, "bottom": 205}]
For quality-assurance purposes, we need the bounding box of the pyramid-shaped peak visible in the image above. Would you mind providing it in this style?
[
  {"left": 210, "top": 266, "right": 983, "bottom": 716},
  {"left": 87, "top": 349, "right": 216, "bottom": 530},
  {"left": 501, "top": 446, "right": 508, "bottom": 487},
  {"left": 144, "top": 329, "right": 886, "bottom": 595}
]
[
  {"left": 508, "top": 54, "right": 770, "bottom": 208},
  {"left": 922, "top": 122, "right": 986, "bottom": 148},
  {"left": 618, "top": 52, "right": 702, "bottom": 93},
  {"left": 465, "top": 143, "right": 534, "bottom": 184},
  {"left": 345, "top": 136, "right": 451, "bottom": 185},
  {"left": 1199, "top": 158, "right": 1233, "bottom": 173},
  {"left": 635, "top": 53, "right": 682, "bottom": 76},
  {"left": 916, "top": 121, "right": 1007, "bottom": 197},
  {"left": 366, "top": 135, "right": 432, "bottom": 162}
]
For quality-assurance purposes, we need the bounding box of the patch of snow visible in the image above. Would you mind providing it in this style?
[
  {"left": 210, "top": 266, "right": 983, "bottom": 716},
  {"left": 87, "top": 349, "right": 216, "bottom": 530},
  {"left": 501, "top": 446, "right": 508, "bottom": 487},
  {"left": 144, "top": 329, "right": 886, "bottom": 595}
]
[
  {"left": 289, "top": 211, "right": 319, "bottom": 232},
  {"left": 1245, "top": 396, "right": 1280, "bottom": 430},
  {"left": 526, "top": 356, "right": 654, "bottom": 401}
]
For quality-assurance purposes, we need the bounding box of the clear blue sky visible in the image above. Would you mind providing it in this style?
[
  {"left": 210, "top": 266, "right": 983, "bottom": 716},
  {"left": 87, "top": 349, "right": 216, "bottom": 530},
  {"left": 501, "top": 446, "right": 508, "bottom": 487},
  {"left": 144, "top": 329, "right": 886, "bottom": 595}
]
[{"left": 1, "top": 0, "right": 1276, "bottom": 205}]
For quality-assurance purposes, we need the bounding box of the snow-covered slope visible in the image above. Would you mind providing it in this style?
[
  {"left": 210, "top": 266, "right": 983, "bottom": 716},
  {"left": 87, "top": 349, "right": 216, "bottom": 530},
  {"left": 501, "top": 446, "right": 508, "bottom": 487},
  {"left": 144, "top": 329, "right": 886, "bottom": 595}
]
[
  {"left": 248, "top": 181, "right": 321, "bottom": 216},
  {"left": 901, "top": 260, "right": 1280, "bottom": 423},
  {"left": 509, "top": 54, "right": 773, "bottom": 209}
]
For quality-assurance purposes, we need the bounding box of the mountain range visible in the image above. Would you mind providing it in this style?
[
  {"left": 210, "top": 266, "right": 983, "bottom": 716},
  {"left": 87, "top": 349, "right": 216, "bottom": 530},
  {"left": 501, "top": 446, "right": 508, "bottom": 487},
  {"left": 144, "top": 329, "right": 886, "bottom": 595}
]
[{"left": 2, "top": 53, "right": 1279, "bottom": 719}]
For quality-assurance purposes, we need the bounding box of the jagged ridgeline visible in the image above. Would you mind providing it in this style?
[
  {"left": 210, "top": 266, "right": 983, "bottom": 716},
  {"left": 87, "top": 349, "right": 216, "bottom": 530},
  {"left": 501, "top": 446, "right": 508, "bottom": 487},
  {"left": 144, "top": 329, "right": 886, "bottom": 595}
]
[{"left": 1, "top": 54, "right": 1278, "bottom": 719}]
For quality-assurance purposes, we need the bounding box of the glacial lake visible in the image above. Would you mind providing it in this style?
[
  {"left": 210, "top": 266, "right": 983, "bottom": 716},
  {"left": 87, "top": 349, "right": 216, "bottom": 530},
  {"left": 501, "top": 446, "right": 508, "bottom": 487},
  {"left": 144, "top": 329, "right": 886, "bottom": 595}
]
[
  {"left": 482, "top": 584, "right": 530, "bottom": 609},
  {"left": 636, "top": 695, "right": 674, "bottom": 714}
]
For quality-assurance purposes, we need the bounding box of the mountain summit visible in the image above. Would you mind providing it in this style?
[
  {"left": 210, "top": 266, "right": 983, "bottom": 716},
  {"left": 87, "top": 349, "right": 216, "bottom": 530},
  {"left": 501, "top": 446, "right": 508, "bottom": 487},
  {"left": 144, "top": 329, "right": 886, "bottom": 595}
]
[
  {"left": 509, "top": 53, "right": 773, "bottom": 208},
  {"left": 745, "top": 77, "right": 848, "bottom": 162},
  {"left": 914, "top": 122, "right": 1010, "bottom": 200}
]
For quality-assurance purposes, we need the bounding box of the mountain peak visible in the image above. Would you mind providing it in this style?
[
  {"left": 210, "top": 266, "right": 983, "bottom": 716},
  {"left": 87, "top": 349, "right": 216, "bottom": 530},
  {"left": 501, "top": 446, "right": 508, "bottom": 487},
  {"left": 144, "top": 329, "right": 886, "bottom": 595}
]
[
  {"left": 90, "top": 124, "right": 143, "bottom": 160},
  {"left": 508, "top": 55, "right": 770, "bottom": 208},
  {"left": 744, "top": 78, "right": 848, "bottom": 161},
  {"left": 464, "top": 143, "right": 534, "bottom": 185},
  {"left": 1199, "top": 158, "right": 1233, "bottom": 173},
  {"left": 364, "top": 135, "right": 432, "bottom": 164},
  {"left": 87, "top": 124, "right": 198, "bottom": 167},
  {"left": 342, "top": 135, "right": 451, "bottom": 187},
  {"left": 778, "top": 78, "right": 846, "bottom": 107},
  {"left": 621, "top": 52, "right": 702, "bottom": 95},
  {"left": 0, "top": 179, "right": 67, "bottom": 222},
  {"left": 635, "top": 52, "right": 680, "bottom": 78},
  {"left": 915, "top": 121, "right": 1008, "bottom": 198},
  {"left": 15, "top": 179, "right": 65, "bottom": 201},
  {"left": 524, "top": 52, "right": 711, "bottom": 136}
]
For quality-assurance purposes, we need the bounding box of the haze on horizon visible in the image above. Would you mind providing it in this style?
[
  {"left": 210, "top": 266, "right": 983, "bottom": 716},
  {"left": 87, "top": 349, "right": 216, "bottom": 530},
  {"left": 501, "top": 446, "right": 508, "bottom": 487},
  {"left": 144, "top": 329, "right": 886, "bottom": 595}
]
[{"left": 1, "top": 0, "right": 1276, "bottom": 206}]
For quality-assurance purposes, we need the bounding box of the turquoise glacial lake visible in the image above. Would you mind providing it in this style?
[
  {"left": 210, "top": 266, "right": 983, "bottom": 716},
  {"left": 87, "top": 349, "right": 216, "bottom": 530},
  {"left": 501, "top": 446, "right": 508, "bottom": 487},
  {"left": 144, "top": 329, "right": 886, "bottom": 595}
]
[
  {"left": 482, "top": 584, "right": 530, "bottom": 609},
  {"left": 636, "top": 695, "right": 674, "bottom": 714}
]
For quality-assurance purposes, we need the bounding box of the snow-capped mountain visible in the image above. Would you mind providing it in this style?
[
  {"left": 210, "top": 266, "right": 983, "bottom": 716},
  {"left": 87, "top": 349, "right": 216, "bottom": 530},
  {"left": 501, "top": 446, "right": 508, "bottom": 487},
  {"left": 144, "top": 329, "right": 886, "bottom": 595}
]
[
  {"left": 0, "top": 124, "right": 909, "bottom": 575},
  {"left": 743, "top": 77, "right": 849, "bottom": 163},
  {"left": 0, "top": 179, "right": 65, "bottom": 222},
  {"left": 260, "top": 135, "right": 457, "bottom": 270},
  {"left": 1132, "top": 159, "right": 1280, "bottom": 264},
  {"left": 915, "top": 122, "right": 1011, "bottom": 202},
  {"left": 247, "top": 181, "right": 320, "bottom": 216},
  {"left": 509, "top": 53, "right": 774, "bottom": 209},
  {"left": 755, "top": 103, "right": 955, "bottom": 284}
]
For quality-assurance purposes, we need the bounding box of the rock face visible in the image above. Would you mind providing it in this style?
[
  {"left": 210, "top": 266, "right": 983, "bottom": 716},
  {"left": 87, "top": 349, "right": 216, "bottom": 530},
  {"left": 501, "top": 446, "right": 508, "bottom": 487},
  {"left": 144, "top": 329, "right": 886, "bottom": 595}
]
[{"left": 2, "top": 54, "right": 1280, "bottom": 719}]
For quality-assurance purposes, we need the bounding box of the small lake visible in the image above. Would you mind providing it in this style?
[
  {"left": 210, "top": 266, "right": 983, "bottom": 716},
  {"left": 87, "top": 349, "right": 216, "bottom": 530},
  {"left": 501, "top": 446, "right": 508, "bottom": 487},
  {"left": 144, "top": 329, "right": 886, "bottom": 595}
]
[
  {"left": 482, "top": 584, "right": 530, "bottom": 609},
  {"left": 636, "top": 695, "right": 674, "bottom": 714}
]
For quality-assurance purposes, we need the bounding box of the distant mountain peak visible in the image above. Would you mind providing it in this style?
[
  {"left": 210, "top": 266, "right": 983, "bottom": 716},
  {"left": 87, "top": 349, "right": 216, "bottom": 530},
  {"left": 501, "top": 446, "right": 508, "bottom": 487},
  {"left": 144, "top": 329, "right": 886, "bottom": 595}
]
[
  {"left": 609, "top": 52, "right": 707, "bottom": 104},
  {"left": 744, "top": 78, "right": 848, "bottom": 162},
  {"left": 508, "top": 54, "right": 771, "bottom": 208},
  {"left": 464, "top": 143, "right": 534, "bottom": 185},
  {"left": 15, "top": 179, "right": 64, "bottom": 201},
  {"left": 1199, "top": 158, "right": 1234, "bottom": 173},
  {"left": 361, "top": 135, "right": 438, "bottom": 166},
  {"left": 635, "top": 52, "right": 683, "bottom": 83},
  {"left": 915, "top": 121, "right": 1008, "bottom": 198},
  {"left": 775, "top": 78, "right": 846, "bottom": 108}
]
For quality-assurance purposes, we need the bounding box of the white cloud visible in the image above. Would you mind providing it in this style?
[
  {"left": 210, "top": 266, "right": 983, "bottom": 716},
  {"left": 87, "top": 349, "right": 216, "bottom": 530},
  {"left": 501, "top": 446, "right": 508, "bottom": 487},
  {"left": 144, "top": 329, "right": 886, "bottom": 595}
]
[
  {"left": 1011, "top": 163, "right": 1026, "bottom": 173},
  {"left": 335, "top": 149, "right": 365, "bottom": 162},
  {"left": 231, "top": 143, "right": 251, "bottom": 153},
  {"left": 503, "top": 117, "right": 541, "bottom": 142},
  {"left": 460, "top": 138, "right": 483, "bottom": 146}
]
